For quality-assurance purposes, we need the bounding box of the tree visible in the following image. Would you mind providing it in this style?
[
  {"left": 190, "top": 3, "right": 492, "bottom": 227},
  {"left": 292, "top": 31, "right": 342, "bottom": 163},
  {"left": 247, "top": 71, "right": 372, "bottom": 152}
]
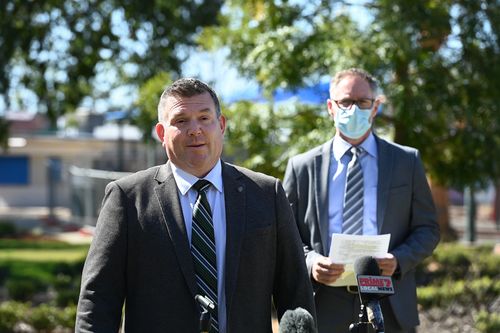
[
  {"left": 133, "top": 71, "right": 172, "bottom": 166},
  {"left": 0, "top": 0, "right": 223, "bottom": 127},
  {"left": 134, "top": 71, "right": 172, "bottom": 144},
  {"left": 222, "top": 100, "right": 332, "bottom": 178},
  {"left": 200, "top": 0, "right": 500, "bottom": 239},
  {"left": 0, "top": 117, "right": 9, "bottom": 151}
]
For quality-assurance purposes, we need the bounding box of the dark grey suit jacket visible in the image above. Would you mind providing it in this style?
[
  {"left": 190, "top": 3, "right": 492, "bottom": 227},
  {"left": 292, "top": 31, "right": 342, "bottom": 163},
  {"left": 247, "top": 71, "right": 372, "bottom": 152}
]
[
  {"left": 76, "top": 161, "right": 315, "bottom": 332},
  {"left": 283, "top": 135, "right": 440, "bottom": 330}
]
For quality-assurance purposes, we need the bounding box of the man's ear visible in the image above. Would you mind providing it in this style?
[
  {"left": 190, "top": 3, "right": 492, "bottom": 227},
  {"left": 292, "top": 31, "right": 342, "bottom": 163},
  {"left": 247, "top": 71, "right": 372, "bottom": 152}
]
[
  {"left": 155, "top": 123, "right": 165, "bottom": 144},
  {"left": 370, "top": 101, "right": 380, "bottom": 121},
  {"left": 371, "top": 95, "right": 385, "bottom": 121},
  {"left": 327, "top": 99, "right": 336, "bottom": 119},
  {"left": 219, "top": 115, "right": 226, "bottom": 134}
]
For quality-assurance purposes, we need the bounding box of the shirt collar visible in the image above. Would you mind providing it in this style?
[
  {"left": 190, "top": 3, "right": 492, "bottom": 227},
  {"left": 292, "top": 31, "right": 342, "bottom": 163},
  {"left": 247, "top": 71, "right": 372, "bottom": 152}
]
[
  {"left": 332, "top": 132, "right": 378, "bottom": 160},
  {"left": 171, "top": 160, "right": 223, "bottom": 195}
]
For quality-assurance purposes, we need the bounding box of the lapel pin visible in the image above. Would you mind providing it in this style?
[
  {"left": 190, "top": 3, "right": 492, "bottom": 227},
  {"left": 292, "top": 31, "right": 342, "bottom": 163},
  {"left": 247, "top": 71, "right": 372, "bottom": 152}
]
[{"left": 237, "top": 186, "right": 244, "bottom": 192}]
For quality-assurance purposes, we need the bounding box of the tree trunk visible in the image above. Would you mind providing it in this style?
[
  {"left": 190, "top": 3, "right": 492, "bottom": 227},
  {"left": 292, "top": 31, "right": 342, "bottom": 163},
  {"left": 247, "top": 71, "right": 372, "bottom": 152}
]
[
  {"left": 493, "top": 182, "right": 500, "bottom": 231},
  {"left": 429, "top": 179, "right": 457, "bottom": 241}
]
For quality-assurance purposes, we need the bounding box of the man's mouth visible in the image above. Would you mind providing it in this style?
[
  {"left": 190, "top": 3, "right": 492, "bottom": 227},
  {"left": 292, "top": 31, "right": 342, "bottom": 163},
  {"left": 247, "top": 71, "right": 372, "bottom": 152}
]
[{"left": 187, "top": 143, "right": 205, "bottom": 148}]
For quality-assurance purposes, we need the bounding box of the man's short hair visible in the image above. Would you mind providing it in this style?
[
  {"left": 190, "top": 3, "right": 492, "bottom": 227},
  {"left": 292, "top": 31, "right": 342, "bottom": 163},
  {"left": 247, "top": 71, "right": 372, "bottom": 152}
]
[
  {"left": 158, "top": 78, "right": 221, "bottom": 121},
  {"left": 330, "top": 68, "right": 379, "bottom": 94}
]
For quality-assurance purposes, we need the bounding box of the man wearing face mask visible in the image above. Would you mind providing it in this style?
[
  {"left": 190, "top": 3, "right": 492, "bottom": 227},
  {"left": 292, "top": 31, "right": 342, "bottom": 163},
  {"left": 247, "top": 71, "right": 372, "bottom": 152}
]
[{"left": 283, "top": 68, "right": 439, "bottom": 333}]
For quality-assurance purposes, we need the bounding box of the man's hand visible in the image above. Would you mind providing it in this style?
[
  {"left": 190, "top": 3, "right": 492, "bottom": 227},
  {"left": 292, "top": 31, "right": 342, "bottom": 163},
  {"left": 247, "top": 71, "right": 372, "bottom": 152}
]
[
  {"left": 375, "top": 253, "right": 398, "bottom": 276},
  {"left": 312, "top": 256, "right": 345, "bottom": 285}
]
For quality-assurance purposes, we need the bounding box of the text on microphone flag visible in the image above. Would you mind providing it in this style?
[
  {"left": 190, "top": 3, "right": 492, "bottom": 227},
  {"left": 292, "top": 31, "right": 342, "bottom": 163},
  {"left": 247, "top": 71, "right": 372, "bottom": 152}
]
[{"left": 356, "top": 275, "right": 395, "bottom": 295}]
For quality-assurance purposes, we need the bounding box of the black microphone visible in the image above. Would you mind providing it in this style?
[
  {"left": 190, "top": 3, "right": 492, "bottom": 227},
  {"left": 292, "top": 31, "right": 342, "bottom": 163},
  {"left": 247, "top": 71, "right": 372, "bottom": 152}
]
[
  {"left": 279, "top": 307, "right": 317, "bottom": 333},
  {"left": 353, "top": 256, "right": 395, "bottom": 333}
]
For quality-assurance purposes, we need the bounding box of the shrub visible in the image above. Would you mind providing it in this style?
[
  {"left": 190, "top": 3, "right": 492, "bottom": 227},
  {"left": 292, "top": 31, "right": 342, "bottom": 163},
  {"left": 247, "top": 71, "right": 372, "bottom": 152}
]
[
  {"left": 417, "top": 243, "right": 498, "bottom": 286},
  {"left": 6, "top": 279, "right": 39, "bottom": 302},
  {"left": 53, "top": 273, "right": 81, "bottom": 307},
  {"left": 0, "top": 301, "right": 28, "bottom": 333},
  {"left": 0, "top": 222, "right": 17, "bottom": 238},
  {"left": 417, "top": 280, "right": 465, "bottom": 309},
  {"left": 29, "top": 303, "right": 60, "bottom": 332},
  {"left": 476, "top": 310, "right": 500, "bottom": 333},
  {"left": 56, "top": 304, "right": 77, "bottom": 329}
]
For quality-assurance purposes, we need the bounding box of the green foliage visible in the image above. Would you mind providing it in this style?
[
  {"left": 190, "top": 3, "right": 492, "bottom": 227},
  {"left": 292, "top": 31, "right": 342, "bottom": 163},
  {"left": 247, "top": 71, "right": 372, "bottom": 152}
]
[
  {"left": 0, "top": 0, "right": 223, "bottom": 125},
  {"left": 201, "top": 0, "right": 500, "bottom": 190},
  {"left": 0, "top": 259, "right": 85, "bottom": 302},
  {"left": 134, "top": 71, "right": 172, "bottom": 143},
  {"left": 0, "top": 302, "right": 76, "bottom": 333},
  {"left": 0, "top": 239, "right": 82, "bottom": 330},
  {"left": 476, "top": 310, "right": 500, "bottom": 333},
  {"left": 29, "top": 304, "right": 60, "bottom": 331},
  {"left": 417, "top": 243, "right": 500, "bottom": 283},
  {"left": 53, "top": 273, "right": 81, "bottom": 307},
  {"left": 0, "top": 238, "right": 89, "bottom": 250},
  {"left": 200, "top": 0, "right": 364, "bottom": 93},
  {"left": 0, "top": 221, "right": 17, "bottom": 237},
  {"left": 6, "top": 278, "right": 41, "bottom": 302},
  {"left": 56, "top": 304, "right": 78, "bottom": 330},
  {"left": 416, "top": 242, "right": 500, "bottom": 307},
  {"left": 0, "top": 117, "right": 9, "bottom": 152},
  {"left": 416, "top": 243, "right": 500, "bottom": 332},
  {"left": 0, "top": 241, "right": 86, "bottom": 306},
  {"left": 418, "top": 277, "right": 500, "bottom": 309},
  {"left": 223, "top": 101, "right": 332, "bottom": 178},
  {"left": 0, "top": 301, "right": 27, "bottom": 333}
]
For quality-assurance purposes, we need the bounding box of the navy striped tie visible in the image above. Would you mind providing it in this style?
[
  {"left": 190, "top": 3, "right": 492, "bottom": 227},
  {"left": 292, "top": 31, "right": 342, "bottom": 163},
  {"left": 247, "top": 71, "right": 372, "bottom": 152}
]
[
  {"left": 342, "top": 147, "right": 364, "bottom": 235},
  {"left": 191, "top": 179, "right": 218, "bottom": 332}
]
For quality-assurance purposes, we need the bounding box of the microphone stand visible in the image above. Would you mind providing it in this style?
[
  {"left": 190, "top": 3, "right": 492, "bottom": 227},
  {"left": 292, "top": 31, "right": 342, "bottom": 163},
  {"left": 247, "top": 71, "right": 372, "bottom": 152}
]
[
  {"left": 349, "top": 301, "right": 385, "bottom": 333},
  {"left": 348, "top": 303, "right": 372, "bottom": 333},
  {"left": 195, "top": 294, "right": 215, "bottom": 333}
]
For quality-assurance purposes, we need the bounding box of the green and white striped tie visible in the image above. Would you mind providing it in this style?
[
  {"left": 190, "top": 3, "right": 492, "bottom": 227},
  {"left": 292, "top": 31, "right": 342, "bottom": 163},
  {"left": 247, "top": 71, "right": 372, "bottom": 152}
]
[{"left": 191, "top": 179, "right": 218, "bottom": 332}]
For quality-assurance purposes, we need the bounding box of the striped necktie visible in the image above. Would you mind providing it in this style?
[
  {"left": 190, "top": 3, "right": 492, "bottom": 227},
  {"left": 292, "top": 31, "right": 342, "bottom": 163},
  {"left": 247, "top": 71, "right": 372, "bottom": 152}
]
[
  {"left": 342, "top": 147, "right": 364, "bottom": 235},
  {"left": 191, "top": 179, "right": 218, "bottom": 332}
]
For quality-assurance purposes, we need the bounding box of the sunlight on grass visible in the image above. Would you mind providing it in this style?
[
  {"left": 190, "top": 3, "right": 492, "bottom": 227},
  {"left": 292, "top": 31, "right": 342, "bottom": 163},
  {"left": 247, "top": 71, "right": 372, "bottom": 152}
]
[{"left": 0, "top": 249, "right": 88, "bottom": 262}]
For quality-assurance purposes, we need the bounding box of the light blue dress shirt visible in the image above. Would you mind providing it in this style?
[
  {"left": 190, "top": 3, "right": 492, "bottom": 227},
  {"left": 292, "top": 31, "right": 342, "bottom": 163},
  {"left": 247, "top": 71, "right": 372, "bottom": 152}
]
[
  {"left": 171, "top": 160, "right": 227, "bottom": 333},
  {"left": 328, "top": 133, "right": 379, "bottom": 247}
]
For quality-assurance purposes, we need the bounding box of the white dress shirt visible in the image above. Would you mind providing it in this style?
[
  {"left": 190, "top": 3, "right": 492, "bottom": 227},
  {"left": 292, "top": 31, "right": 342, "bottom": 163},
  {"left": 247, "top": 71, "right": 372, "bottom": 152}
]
[{"left": 171, "top": 160, "right": 227, "bottom": 333}]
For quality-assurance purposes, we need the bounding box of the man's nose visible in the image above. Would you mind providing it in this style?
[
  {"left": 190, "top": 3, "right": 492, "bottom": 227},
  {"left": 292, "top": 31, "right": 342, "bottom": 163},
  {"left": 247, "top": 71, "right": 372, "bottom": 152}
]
[{"left": 187, "top": 122, "right": 202, "bottom": 136}]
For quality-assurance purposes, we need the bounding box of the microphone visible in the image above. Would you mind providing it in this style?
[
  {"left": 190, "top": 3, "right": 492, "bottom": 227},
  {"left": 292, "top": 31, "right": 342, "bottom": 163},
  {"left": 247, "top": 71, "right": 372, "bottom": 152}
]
[
  {"left": 195, "top": 295, "right": 216, "bottom": 333},
  {"left": 195, "top": 294, "right": 216, "bottom": 312},
  {"left": 353, "top": 256, "right": 395, "bottom": 333},
  {"left": 279, "top": 307, "right": 317, "bottom": 333}
]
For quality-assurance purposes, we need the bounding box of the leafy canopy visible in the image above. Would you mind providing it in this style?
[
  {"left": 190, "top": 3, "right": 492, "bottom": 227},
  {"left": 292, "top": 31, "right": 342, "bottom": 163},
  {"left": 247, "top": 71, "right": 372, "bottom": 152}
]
[
  {"left": 0, "top": 0, "right": 223, "bottom": 126},
  {"left": 201, "top": 0, "right": 500, "bottom": 188}
]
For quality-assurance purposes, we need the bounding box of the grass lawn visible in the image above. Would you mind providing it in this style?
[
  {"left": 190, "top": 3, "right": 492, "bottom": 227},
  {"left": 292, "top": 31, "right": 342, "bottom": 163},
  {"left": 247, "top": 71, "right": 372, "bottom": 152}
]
[
  {"left": 0, "top": 248, "right": 88, "bottom": 262},
  {"left": 0, "top": 239, "right": 89, "bottom": 262}
]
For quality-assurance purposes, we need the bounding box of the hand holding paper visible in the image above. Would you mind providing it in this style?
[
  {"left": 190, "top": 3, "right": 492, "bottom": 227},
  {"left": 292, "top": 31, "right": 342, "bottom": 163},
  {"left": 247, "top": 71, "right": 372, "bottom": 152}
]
[
  {"left": 327, "top": 234, "right": 391, "bottom": 287},
  {"left": 311, "top": 256, "right": 345, "bottom": 285},
  {"left": 375, "top": 253, "right": 398, "bottom": 276}
]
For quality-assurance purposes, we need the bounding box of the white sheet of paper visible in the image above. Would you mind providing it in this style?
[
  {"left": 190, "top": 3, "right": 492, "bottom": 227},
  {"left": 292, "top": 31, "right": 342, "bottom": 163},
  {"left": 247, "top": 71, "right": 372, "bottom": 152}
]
[{"left": 327, "top": 233, "right": 391, "bottom": 287}]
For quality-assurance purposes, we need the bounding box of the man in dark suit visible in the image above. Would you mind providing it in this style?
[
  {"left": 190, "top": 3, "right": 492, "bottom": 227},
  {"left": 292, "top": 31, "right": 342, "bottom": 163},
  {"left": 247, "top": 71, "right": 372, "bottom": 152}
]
[
  {"left": 76, "top": 78, "right": 315, "bottom": 332},
  {"left": 283, "top": 68, "right": 440, "bottom": 333}
]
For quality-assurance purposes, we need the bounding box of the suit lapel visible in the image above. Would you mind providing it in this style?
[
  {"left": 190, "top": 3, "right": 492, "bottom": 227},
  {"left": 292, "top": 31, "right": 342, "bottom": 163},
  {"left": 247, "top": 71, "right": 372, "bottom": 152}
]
[
  {"left": 376, "top": 137, "right": 393, "bottom": 233},
  {"left": 315, "top": 139, "right": 333, "bottom": 255},
  {"left": 221, "top": 162, "right": 246, "bottom": 313},
  {"left": 154, "top": 162, "right": 197, "bottom": 297}
]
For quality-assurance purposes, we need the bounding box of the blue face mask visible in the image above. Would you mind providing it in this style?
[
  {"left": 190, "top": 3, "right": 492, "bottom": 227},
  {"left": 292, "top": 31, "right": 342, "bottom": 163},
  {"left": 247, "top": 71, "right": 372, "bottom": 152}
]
[{"left": 334, "top": 105, "right": 373, "bottom": 139}]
